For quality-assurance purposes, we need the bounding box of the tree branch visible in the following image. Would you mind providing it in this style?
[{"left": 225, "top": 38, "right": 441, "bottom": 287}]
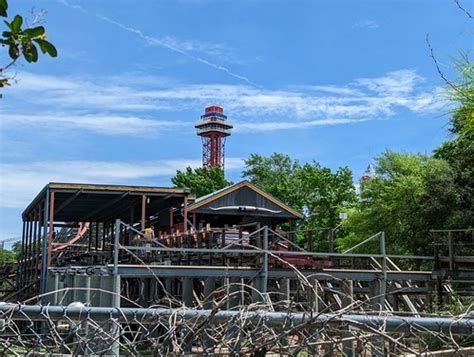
[
  {"left": 426, "top": 34, "right": 462, "bottom": 95},
  {"left": 453, "top": 0, "right": 473, "bottom": 19}
]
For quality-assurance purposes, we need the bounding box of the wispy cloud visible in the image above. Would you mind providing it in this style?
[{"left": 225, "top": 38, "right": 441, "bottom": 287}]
[
  {"left": 96, "top": 15, "right": 259, "bottom": 87},
  {"left": 0, "top": 158, "right": 244, "bottom": 208},
  {"left": 353, "top": 20, "right": 380, "bottom": 29},
  {"left": 234, "top": 118, "right": 369, "bottom": 132},
  {"left": 2, "top": 69, "right": 445, "bottom": 134},
  {"left": 2, "top": 113, "right": 187, "bottom": 136},
  {"left": 57, "top": 0, "right": 257, "bottom": 86}
]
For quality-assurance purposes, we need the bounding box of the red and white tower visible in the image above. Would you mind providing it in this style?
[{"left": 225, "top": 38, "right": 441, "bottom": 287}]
[
  {"left": 195, "top": 106, "right": 233, "bottom": 168},
  {"left": 360, "top": 163, "right": 375, "bottom": 181}
]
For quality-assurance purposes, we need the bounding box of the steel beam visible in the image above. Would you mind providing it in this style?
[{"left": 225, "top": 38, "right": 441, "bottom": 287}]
[{"left": 113, "top": 265, "right": 432, "bottom": 282}]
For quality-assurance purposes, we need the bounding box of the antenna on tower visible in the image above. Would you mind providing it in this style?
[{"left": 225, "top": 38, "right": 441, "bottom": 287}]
[{"left": 195, "top": 106, "right": 233, "bottom": 169}]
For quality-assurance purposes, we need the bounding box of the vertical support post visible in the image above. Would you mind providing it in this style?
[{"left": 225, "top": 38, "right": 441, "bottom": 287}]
[
  {"left": 52, "top": 273, "right": 59, "bottom": 305},
  {"left": 47, "top": 191, "right": 55, "bottom": 268},
  {"left": 192, "top": 213, "right": 197, "bottom": 229},
  {"left": 183, "top": 195, "right": 188, "bottom": 232},
  {"left": 27, "top": 214, "right": 34, "bottom": 292},
  {"left": 203, "top": 277, "right": 216, "bottom": 353},
  {"left": 341, "top": 280, "right": 355, "bottom": 357},
  {"left": 328, "top": 228, "right": 334, "bottom": 253},
  {"left": 129, "top": 206, "right": 135, "bottom": 243},
  {"left": 182, "top": 277, "right": 193, "bottom": 307},
  {"left": 262, "top": 225, "right": 269, "bottom": 294},
  {"left": 228, "top": 277, "right": 242, "bottom": 308},
  {"left": 203, "top": 277, "right": 216, "bottom": 309},
  {"left": 18, "top": 220, "right": 26, "bottom": 290},
  {"left": 307, "top": 230, "right": 313, "bottom": 252},
  {"left": 280, "top": 278, "right": 290, "bottom": 305},
  {"left": 40, "top": 189, "right": 50, "bottom": 297},
  {"left": 380, "top": 231, "right": 387, "bottom": 308},
  {"left": 169, "top": 207, "right": 174, "bottom": 233},
  {"left": 448, "top": 231, "right": 454, "bottom": 271},
  {"left": 141, "top": 194, "right": 146, "bottom": 231},
  {"left": 433, "top": 232, "right": 440, "bottom": 270},
  {"left": 113, "top": 219, "right": 120, "bottom": 276},
  {"left": 111, "top": 219, "right": 121, "bottom": 356}
]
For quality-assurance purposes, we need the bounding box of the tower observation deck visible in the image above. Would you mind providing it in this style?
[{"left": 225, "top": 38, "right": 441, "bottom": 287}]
[{"left": 195, "top": 106, "right": 233, "bottom": 168}]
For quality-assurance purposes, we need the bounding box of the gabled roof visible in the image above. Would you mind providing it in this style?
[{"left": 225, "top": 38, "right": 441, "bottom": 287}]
[{"left": 188, "top": 180, "right": 304, "bottom": 220}]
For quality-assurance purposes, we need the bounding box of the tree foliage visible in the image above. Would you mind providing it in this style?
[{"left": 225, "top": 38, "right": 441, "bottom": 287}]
[
  {"left": 171, "top": 166, "right": 233, "bottom": 198},
  {"left": 0, "top": 247, "right": 15, "bottom": 264},
  {"left": 338, "top": 151, "right": 460, "bottom": 255},
  {"left": 434, "top": 57, "right": 474, "bottom": 228},
  {"left": 243, "top": 153, "right": 357, "bottom": 229},
  {"left": 0, "top": 0, "right": 57, "bottom": 88},
  {"left": 339, "top": 58, "right": 473, "bottom": 256}
]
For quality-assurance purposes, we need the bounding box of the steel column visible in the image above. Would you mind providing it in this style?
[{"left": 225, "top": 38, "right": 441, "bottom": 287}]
[{"left": 40, "top": 189, "right": 50, "bottom": 297}]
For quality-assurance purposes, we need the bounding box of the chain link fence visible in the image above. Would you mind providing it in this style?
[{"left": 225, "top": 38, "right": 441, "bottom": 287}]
[{"left": 1, "top": 301, "right": 474, "bottom": 356}]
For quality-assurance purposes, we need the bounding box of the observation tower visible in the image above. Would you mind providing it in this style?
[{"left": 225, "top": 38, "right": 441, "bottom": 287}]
[{"left": 195, "top": 105, "right": 233, "bottom": 168}]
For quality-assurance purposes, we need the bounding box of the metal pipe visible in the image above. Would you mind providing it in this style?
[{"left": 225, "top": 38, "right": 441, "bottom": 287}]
[
  {"left": 343, "top": 232, "right": 382, "bottom": 254},
  {"left": 0, "top": 304, "right": 472, "bottom": 335}
]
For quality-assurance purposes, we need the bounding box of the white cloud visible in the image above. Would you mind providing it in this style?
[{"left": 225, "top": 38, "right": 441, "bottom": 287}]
[
  {"left": 1, "top": 113, "right": 186, "bottom": 136},
  {"left": 355, "top": 70, "right": 424, "bottom": 95},
  {"left": 234, "top": 118, "right": 369, "bottom": 132},
  {"left": 353, "top": 20, "right": 379, "bottom": 29},
  {"left": 0, "top": 158, "right": 244, "bottom": 208},
  {"left": 2, "top": 69, "right": 444, "bottom": 134}
]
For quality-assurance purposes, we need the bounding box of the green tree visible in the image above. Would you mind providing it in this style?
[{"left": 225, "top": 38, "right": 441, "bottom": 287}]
[
  {"left": 171, "top": 166, "right": 233, "bottom": 198},
  {"left": 0, "top": 0, "right": 57, "bottom": 88},
  {"left": 434, "top": 57, "right": 473, "bottom": 228},
  {"left": 243, "top": 153, "right": 356, "bottom": 229},
  {"left": 243, "top": 153, "right": 302, "bottom": 210},
  {"left": 338, "top": 151, "right": 460, "bottom": 256},
  {"left": 0, "top": 248, "right": 15, "bottom": 264}
]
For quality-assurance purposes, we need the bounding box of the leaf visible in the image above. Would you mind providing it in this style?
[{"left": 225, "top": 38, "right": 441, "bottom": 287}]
[
  {"left": 0, "top": 78, "right": 9, "bottom": 87},
  {"left": 0, "top": 0, "right": 7, "bottom": 17},
  {"left": 24, "top": 26, "right": 44, "bottom": 38},
  {"left": 35, "top": 38, "right": 57, "bottom": 57},
  {"left": 8, "top": 43, "right": 18, "bottom": 59},
  {"left": 3, "top": 19, "right": 10, "bottom": 30},
  {"left": 10, "top": 15, "right": 22, "bottom": 33},
  {"left": 23, "top": 43, "right": 38, "bottom": 62}
]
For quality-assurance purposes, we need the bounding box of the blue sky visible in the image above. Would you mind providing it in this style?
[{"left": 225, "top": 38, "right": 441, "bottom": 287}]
[{"left": 0, "top": 0, "right": 472, "bottom": 242}]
